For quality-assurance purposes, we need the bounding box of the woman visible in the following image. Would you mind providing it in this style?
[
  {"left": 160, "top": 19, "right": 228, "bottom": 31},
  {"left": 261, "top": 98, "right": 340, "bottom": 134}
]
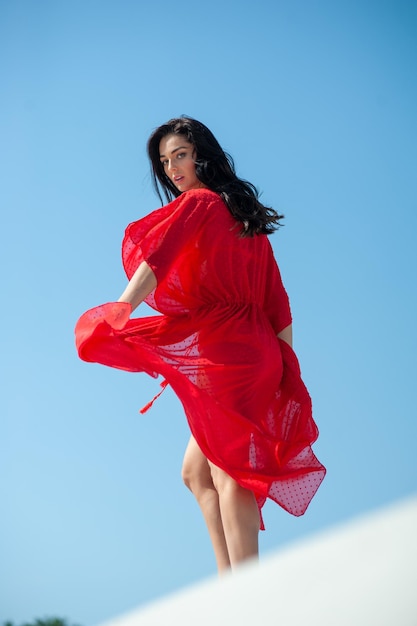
[{"left": 75, "top": 117, "right": 325, "bottom": 573}]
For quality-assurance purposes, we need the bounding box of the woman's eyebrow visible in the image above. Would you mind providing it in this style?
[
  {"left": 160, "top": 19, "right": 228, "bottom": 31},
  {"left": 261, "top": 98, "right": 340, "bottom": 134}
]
[{"left": 159, "top": 146, "right": 188, "bottom": 159}]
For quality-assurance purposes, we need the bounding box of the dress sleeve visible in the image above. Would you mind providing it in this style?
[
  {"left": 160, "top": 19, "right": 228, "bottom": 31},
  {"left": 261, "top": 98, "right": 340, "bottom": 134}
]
[
  {"left": 263, "top": 244, "right": 292, "bottom": 334},
  {"left": 121, "top": 190, "right": 211, "bottom": 284}
]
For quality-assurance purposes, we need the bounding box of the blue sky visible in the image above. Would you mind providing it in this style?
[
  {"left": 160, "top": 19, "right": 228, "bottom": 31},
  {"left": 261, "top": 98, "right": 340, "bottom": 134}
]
[{"left": 1, "top": 0, "right": 416, "bottom": 624}]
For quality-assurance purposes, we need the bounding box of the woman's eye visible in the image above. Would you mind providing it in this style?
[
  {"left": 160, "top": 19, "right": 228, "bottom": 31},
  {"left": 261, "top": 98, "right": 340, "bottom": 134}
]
[{"left": 177, "top": 152, "right": 186, "bottom": 159}]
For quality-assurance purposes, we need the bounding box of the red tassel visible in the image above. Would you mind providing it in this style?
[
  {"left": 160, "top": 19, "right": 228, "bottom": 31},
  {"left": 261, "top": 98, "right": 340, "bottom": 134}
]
[{"left": 139, "top": 379, "right": 169, "bottom": 414}]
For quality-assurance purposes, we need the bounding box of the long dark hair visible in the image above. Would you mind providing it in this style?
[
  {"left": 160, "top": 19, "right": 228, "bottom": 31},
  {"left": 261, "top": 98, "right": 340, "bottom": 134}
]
[{"left": 147, "top": 116, "right": 283, "bottom": 236}]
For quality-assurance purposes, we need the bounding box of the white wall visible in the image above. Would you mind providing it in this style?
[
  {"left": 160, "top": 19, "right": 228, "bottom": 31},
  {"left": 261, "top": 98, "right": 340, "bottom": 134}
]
[{"left": 99, "top": 496, "right": 417, "bottom": 626}]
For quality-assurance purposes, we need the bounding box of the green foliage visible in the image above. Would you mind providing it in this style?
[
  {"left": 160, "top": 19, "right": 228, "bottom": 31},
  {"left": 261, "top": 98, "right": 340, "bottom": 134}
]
[{"left": 3, "top": 618, "right": 81, "bottom": 626}]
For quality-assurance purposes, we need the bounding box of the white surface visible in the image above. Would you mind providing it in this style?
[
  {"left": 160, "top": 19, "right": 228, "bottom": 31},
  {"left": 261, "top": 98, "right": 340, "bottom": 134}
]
[{"left": 99, "top": 496, "right": 417, "bottom": 626}]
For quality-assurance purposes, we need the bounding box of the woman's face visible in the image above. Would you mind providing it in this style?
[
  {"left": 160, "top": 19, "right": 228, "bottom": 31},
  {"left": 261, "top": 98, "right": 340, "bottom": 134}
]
[{"left": 159, "top": 134, "right": 203, "bottom": 192}]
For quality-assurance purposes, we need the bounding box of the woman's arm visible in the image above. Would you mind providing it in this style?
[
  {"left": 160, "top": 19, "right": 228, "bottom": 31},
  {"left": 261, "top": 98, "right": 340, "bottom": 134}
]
[
  {"left": 117, "top": 261, "right": 157, "bottom": 312},
  {"left": 277, "top": 324, "right": 293, "bottom": 348}
]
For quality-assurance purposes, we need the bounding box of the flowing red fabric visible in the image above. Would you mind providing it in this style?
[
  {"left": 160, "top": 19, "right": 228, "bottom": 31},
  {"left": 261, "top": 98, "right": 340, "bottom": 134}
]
[{"left": 75, "top": 189, "right": 326, "bottom": 525}]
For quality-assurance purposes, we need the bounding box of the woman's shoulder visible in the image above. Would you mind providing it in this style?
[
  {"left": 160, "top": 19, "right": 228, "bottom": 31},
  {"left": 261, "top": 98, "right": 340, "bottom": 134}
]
[
  {"left": 180, "top": 188, "right": 222, "bottom": 205},
  {"left": 162, "top": 189, "right": 225, "bottom": 221}
]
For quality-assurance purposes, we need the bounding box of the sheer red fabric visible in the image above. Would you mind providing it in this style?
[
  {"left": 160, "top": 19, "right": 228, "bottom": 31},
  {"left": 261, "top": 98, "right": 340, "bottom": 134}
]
[{"left": 75, "top": 189, "right": 325, "bottom": 525}]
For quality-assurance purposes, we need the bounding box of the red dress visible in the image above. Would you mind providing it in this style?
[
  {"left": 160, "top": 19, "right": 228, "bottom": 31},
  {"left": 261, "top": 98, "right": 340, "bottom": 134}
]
[{"left": 75, "top": 189, "right": 325, "bottom": 525}]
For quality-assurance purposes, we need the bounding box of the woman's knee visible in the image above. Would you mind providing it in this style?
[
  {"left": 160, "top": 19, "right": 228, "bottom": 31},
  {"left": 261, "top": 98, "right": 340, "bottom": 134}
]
[
  {"left": 181, "top": 436, "right": 213, "bottom": 494},
  {"left": 181, "top": 458, "right": 196, "bottom": 491},
  {"left": 209, "top": 463, "right": 237, "bottom": 494}
]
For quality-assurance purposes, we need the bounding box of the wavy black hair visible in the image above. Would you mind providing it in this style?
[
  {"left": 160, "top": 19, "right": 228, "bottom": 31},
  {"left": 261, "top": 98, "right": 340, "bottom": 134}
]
[{"left": 147, "top": 116, "right": 283, "bottom": 237}]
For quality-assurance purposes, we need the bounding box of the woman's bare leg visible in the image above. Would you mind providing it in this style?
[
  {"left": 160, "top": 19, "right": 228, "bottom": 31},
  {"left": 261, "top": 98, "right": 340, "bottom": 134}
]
[
  {"left": 209, "top": 462, "right": 260, "bottom": 567},
  {"left": 182, "top": 436, "right": 231, "bottom": 572}
]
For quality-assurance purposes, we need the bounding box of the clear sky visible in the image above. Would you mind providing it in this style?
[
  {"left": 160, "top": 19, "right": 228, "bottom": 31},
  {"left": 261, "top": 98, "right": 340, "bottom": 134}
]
[{"left": 1, "top": 1, "right": 416, "bottom": 624}]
